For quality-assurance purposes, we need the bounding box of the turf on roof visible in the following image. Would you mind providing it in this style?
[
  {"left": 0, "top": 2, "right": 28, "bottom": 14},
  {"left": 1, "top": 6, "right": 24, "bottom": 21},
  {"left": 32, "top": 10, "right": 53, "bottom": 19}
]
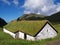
[{"left": 4, "top": 20, "right": 48, "bottom": 36}]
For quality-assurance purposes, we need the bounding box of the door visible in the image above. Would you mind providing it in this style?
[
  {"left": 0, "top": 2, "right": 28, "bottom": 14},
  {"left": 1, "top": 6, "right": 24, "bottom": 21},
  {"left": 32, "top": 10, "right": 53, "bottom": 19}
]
[{"left": 15, "top": 32, "right": 19, "bottom": 39}]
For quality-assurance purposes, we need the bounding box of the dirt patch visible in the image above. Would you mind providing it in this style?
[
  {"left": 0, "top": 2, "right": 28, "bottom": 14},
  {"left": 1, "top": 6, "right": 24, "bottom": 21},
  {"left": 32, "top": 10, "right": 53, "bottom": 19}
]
[{"left": 45, "top": 40, "right": 60, "bottom": 45}]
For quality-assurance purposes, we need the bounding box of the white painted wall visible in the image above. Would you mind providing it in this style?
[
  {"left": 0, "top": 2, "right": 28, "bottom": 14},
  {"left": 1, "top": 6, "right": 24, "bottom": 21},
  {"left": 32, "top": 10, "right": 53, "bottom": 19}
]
[
  {"left": 27, "top": 35, "right": 35, "bottom": 41},
  {"left": 3, "top": 28, "right": 15, "bottom": 38},
  {"left": 35, "top": 23, "right": 57, "bottom": 40},
  {"left": 19, "top": 32, "right": 24, "bottom": 39}
]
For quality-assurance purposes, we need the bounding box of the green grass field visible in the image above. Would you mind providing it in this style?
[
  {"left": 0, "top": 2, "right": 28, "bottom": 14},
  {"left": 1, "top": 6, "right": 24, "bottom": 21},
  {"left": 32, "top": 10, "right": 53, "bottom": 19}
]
[
  {"left": 0, "top": 30, "right": 52, "bottom": 45},
  {"left": 0, "top": 22, "right": 60, "bottom": 45},
  {"left": 52, "top": 22, "right": 60, "bottom": 33}
]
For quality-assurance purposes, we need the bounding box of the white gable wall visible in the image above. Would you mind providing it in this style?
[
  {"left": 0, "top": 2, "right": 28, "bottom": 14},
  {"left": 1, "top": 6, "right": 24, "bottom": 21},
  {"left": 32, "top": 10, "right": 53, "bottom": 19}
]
[
  {"left": 3, "top": 28, "right": 15, "bottom": 38},
  {"left": 35, "top": 23, "right": 57, "bottom": 40},
  {"left": 19, "top": 31, "right": 35, "bottom": 41},
  {"left": 26, "top": 35, "right": 35, "bottom": 41},
  {"left": 19, "top": 32, "right": 24, "bottom": 39}
]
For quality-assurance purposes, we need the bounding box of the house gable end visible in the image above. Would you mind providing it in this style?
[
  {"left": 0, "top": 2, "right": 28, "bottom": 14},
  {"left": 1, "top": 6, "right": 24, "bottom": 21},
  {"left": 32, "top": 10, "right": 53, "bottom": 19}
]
[
  {"left": 35, "top": 22, "right": 57, "bottom": 40},
  {"left": 34, "top": 22, "right": 58, "bottom": 37}
]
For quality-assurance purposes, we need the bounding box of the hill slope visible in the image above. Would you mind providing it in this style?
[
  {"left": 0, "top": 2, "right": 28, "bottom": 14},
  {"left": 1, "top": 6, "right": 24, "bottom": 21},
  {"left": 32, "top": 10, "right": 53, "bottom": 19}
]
[
  {"left": 17, "top": 13, "right": 46, "bottom": 21},
  {"left": 0, "top": 18, "right": 7, "bottom": 28},
  {"left": 17, "top": 12, "right": 60, "bottom": 22},
  {"left": 47, "top": 12, "right": 60, "bottom": 22}
]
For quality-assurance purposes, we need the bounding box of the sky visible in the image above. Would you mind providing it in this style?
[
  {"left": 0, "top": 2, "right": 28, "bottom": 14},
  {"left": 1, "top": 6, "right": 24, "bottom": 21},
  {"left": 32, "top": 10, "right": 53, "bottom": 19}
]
[{"left": 0, "top": 0, "right": 60, "bottom": 22}]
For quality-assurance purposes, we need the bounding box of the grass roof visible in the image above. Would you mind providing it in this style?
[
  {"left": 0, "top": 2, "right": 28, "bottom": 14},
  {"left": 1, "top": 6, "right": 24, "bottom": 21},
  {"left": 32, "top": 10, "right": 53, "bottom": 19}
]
[{"left": 4, "top": 20, "right": 48, "bottom": 36}]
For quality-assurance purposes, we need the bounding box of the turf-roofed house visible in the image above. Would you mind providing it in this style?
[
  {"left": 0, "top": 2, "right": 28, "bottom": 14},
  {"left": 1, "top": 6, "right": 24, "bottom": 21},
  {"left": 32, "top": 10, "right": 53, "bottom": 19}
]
[{"left": 3, "top": 20, "right": 57, "bottom": 41}]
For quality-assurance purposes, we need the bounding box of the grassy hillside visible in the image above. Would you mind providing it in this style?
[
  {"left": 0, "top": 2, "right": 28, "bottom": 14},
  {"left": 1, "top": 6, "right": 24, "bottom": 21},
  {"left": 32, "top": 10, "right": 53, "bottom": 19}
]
[
  {"left": 47, "top": 12, "right": 60, "bottom": 22},
  {"left": 0, "top": 30, "right": 53, "bottom": 45},
  {"left": 0, "top": 18, "right": 7, "bottom": 30},
  {"left": 17, "top": 12, "right": 60, "bottom": 22},
  {"left": 17, "top": 13, "right": 46, "bottom": 21},
  {"left": 0, "top": 30, "right": 51, "bottom": 45},
  {"left": 52, "top": 22, "right": 60, "bottom": 33}
]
